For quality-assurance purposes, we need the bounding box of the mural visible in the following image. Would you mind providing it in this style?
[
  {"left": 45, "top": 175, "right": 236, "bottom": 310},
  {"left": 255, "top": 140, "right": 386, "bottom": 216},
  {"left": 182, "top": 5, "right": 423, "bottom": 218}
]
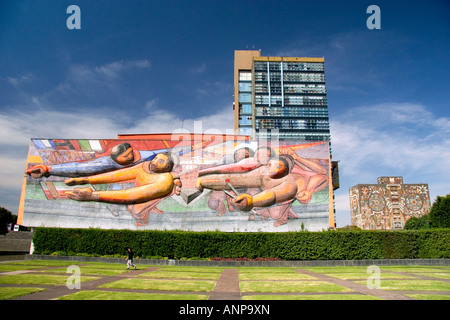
[
  {"left": 350, "top": 177, "right": 431, "bottom": 230},
  {"left": 18, "top": 134, "right": 333, "bottom": 232}
]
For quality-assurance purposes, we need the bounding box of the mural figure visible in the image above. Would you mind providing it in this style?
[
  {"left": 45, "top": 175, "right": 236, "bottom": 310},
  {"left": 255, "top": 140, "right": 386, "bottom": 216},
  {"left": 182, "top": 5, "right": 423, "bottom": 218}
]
[
  {"left": 279, "top": 146, "right": 329, "bottom": 204},
  {"left": 65, "top": 152, "right": 181, "bottom": 226},
  {"left": 196, "top": 145, "right": 329, "bottom": 227},
  {"left": 26, "top": 142, "right": 169, "bottom": 178},
  {"left": 197, "top": 154, "right": 296, "bottom": 227},
  {"left": 207, "top": 146, "right": 254, "bottom": 216}
]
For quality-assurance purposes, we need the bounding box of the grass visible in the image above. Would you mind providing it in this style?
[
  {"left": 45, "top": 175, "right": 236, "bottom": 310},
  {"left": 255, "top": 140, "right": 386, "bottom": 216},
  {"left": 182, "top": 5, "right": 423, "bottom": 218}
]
[
  {"left": 99, "top": 278, "right": 216, "bottom": 292},
  {"left": 0, "top": 274, "right": 100, "bottom": 286},
  {"left": 0, "top": 287, "right": 47, "bottom": 300},
  {"left": 239, "top": 272, "right": 316, "bottom": 280},
  {"left": 0, "top": 260, "right": 449, "bottom": 300},
  {"left": 354, "top": 279, "right": 450, "bottom": 291},
  {"left": 242, "top": 294, "right": 383, "bottom": 300},
  {"left": 34, "top": 267, "right": 128, "bottom": 276},
  {"left": 323, "top": 272, "right": 416, "bottom": 280},
  {"left": 138, "top": 270, "right": 221, "bottom": 279},
  {"left": 405, "top": 294, "right": 450, "bottom": 300},
  {"left": 240, "top": 280, "right": 354, "bottom": 293},
  {"left": 57, "top": 290, "right": 209, "bottom": 300}
]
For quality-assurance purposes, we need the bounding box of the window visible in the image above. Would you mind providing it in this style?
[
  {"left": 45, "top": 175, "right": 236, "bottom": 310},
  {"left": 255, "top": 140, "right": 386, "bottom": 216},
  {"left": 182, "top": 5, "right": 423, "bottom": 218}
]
[
  {"left": 239, "top": 71, "right": 252, "bottom": 81},
  {"left": 239, "top": 93, "right": 252, "bottom": 103},
  {"left": 240, "top": 104, "right": 252, "bottom": 114},
  {"left": 239, "top": 82, "right": 252, "bottom": 92}
]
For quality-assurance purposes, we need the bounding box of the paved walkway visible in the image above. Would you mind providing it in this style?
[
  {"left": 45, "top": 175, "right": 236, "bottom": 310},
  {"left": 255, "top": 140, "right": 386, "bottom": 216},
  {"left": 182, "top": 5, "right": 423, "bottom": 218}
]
[{"left": 1, "top": 263, "right": 449, "bottom": 300}]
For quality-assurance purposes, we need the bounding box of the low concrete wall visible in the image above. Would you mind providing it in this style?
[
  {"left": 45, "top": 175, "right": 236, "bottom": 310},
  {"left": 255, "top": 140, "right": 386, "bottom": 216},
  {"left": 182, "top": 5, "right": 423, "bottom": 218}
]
[{"left": 26, "top": 254, "right": 450, "bottom": 267}]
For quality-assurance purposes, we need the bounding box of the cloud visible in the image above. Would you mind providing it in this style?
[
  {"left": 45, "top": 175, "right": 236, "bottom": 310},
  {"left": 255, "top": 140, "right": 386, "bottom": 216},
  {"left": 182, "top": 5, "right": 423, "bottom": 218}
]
[
  {"left": 0, "top": 103, "right": 234, "bottom": 214},
  {"left": 94, "top": 59, "right": 151, "bottom": 79},
  {"left": 331, "top": 102, "right": 450, "bottom": 226},
  {"left": 190, "top": 62, "right": 207, "bottom": 75}
]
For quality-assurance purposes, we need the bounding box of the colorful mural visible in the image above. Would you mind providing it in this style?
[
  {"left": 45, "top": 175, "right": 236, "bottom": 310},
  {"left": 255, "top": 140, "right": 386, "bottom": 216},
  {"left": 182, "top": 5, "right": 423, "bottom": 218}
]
[
  {"left": 18, "top": 134, "right": 333, "bottom": 232},
  {"left": 350, "top": 177, "right": 431, "bottom": 230}
]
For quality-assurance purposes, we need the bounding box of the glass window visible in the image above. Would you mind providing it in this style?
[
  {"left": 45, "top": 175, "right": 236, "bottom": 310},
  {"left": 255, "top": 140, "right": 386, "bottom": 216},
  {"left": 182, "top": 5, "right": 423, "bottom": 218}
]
[
  {"left": 239, "top": 82, "right": 252, "bottom": 92},
  {"left": 239, "top": 71, "right": 252, "bottom": 81},
  {"left": 241, "top": 104, "right": 252, "bottom": 114},
  {"left": 239, "top": 93, "right": 252, "bottom": 103}
]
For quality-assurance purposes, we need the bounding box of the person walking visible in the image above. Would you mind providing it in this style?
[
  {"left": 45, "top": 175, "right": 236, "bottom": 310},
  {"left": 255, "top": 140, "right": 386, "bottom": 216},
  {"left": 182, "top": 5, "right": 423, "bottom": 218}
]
[{"left": 126, "top": 248, "right": 137, "bottom": 270}]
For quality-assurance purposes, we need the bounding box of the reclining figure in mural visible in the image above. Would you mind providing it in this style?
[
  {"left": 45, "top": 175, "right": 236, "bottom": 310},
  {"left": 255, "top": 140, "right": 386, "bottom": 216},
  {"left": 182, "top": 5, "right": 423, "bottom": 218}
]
[
  {"left": 196, "top": 146, "right": 329, "bottom": 227},
  {"left": 26, "top": 142, "right": 166, "bottom": 178},
  {"left": 64, "top": 152, "right": 181, "bottom": 226}
]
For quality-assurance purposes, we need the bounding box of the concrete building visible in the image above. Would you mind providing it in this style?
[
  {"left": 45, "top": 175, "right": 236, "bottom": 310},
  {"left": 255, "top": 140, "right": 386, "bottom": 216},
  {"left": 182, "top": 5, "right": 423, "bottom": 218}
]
[
  {"left": 350, "top": 177, "right": 431, "bottom": 230},
  {"left": 233, "top": 50, "right": 330, "bottom": 142}
]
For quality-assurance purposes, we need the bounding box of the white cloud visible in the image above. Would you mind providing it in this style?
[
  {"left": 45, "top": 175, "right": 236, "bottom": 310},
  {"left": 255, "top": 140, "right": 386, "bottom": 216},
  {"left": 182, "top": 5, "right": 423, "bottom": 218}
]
[
  {"left": 331, "top": 102, "right": 450, "bottom": 227},
  {"left": 0, "top": 103, "right": 234, "bottom": 214},
  {"left": 94, "top": 59, "right": 151, "bottom": 79}
]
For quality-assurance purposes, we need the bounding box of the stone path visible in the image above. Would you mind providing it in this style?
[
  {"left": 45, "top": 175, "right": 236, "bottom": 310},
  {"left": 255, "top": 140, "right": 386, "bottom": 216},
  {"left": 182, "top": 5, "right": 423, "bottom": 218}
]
[{"left": 1, "top": 263, "right": 449, "bottom": 300}]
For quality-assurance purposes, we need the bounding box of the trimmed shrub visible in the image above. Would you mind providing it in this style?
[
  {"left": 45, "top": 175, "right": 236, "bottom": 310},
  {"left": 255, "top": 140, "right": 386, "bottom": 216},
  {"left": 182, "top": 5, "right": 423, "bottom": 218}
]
[{"left": 32, "top": 228, "right": 450, "bottom": 260}]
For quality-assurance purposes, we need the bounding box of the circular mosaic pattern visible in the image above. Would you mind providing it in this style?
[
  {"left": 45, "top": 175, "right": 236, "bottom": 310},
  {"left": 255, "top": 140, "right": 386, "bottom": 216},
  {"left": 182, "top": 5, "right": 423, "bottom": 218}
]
[
  {"left": 368, "top": 193, "right": 385, "bottom": 211},
  {"left": 405, "top": 194, "right": 423, "bottom": 211}
]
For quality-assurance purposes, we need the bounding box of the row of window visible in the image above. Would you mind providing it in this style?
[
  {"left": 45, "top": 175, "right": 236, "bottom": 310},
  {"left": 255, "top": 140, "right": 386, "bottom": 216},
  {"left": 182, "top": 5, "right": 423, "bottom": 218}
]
[
  {"left": 254, "top": 72, "right": 325, "bottom": 83},
  {"left": 255, "top": 83, "right": 326, "bottom": 95},
  {"left": 239, "top": 72, "right": 252, "bottom": 81},
  {"left": 254, "top": 95, "right": 327, "bottom": 105},
  {"left": 254, "top": 62, "right": 324, "bottom": 72},
  {"left": 256, "top": 131, "right": 330, "bottom": 141},
  {"left": 255, "top": 119, "right": 330, "bottom": 130},
  {"left": 255, "top": 106, "right": 328, "bottom": 117}
]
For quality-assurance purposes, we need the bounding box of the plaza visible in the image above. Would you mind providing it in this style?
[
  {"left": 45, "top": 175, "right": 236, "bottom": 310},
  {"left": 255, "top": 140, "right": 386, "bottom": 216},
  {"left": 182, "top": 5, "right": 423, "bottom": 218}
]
[{"left": 1, "top": 258, "right": 449, "bottom": 301}]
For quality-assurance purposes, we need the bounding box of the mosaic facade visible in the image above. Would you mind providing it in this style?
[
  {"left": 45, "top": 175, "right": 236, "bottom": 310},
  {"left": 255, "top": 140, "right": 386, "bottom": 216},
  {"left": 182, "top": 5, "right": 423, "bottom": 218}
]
[{"left": 350, "top": 177, "right": 431, "bottom": 230}]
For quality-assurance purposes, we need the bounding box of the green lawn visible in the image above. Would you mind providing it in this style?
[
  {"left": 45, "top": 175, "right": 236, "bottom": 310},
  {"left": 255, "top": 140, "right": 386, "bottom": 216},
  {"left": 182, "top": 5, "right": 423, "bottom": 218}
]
[
  {"left": 138, "top": 270, "right": 221, "bottom": 280},
  {"left": 0, "top": 274, "right": 100, "bottom": 286},
  {"left": 99, "top": 278, "right": 216, "bottom": 292},
  {"left": 0, "top": 287, "right": 47, "bottom": 300},
  {"left": 35, "top": 267, "right": 128, "bottom": 276},
  {"left": 354, "top": 279, "right": 450, "bottom": 291},
  {"left": 242, "top": 294, "right": 383, "bottom": 300},
  {"left": 240, "top": 280, "right": 354, "bottom": 293},
  {"left": 57, "top": 290, "right": 209, "bottom": 300},
  {"left": 0, "top": 260, "right": 449, "bottom": 300}
]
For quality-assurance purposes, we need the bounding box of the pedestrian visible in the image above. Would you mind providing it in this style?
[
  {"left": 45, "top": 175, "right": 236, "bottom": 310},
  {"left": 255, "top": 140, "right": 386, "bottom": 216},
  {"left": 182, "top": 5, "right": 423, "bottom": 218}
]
[{"left": 126, "top": 248, "right": 137, "bottom": 270}]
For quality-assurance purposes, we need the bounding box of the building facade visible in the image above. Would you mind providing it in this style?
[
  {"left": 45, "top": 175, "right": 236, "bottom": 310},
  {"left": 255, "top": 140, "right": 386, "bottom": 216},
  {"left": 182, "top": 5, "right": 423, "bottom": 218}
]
[
  {"left": 350, "top": 177, "right": 431, "bottom": 230},
  {"left": 234, "top": 50, "right": 330, "bottom": 142}
]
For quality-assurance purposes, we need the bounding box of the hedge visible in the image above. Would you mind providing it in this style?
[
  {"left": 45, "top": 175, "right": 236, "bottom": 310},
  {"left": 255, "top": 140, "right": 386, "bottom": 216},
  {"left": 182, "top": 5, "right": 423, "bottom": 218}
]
[{"left": 32, "top": 228, "right": 450, "bottom": 260}]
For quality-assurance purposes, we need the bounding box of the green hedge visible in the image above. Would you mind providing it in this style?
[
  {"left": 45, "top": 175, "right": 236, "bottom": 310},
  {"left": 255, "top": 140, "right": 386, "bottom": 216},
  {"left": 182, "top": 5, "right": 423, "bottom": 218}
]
[{"left": 32, "top": 228, "right": 450, "bottom": 260}]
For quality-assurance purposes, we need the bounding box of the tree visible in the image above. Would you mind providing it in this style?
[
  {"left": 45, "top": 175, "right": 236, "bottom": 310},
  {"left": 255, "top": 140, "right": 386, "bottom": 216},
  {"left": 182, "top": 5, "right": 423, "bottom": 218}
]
[
  {"left": 404, "top": 216, "right": 429, "bottom": 230},
  {"left": 429, "top": 194, "right": 450, "bottom": 228},
  {"left": 0, "top": 206, "right": 13, "bottom": 235},
  {"left": 405, "top": 194, "right": 450, "bottom": 230}
]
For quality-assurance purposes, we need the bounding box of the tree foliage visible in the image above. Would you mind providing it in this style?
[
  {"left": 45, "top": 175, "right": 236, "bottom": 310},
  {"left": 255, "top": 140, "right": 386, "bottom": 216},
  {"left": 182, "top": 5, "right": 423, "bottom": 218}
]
[
  {"left": 405, "top": 194, "right": 450, "bottom": 230},
  {"left": 0, "top": 206, "right": 13, "bottom": 235}
]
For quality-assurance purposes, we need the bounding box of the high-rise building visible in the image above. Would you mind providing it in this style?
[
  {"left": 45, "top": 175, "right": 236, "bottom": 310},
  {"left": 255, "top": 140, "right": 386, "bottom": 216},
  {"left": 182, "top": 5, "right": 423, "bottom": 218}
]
[{"left": 233, "top": 50, "right": 330, "bottom": 142}]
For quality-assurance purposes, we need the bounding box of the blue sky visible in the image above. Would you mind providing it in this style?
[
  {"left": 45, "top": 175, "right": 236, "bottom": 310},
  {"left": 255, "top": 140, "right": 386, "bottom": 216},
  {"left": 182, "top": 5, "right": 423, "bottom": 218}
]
[{"left": 0, "top": 0, "right": 449, "bottom": 227}]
